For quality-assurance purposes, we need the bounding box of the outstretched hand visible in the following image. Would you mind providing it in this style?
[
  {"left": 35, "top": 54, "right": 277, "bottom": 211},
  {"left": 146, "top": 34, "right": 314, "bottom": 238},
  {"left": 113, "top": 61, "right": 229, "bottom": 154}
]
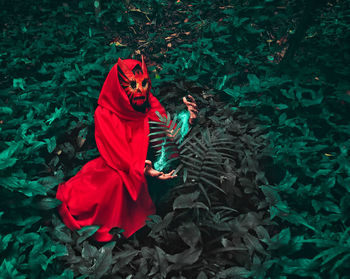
[
  {"left": 144, "top": 160, "right": 177, "bottom": 180},
  {"left": 183, "top": 94, "right": 198, "bottom": 125}
]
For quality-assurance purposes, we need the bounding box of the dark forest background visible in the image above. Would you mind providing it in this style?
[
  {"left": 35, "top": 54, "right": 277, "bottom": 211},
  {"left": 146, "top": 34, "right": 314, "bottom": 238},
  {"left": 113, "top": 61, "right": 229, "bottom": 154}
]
[{"left": 1, "top": 0, "right": 349, "bottom": 278}]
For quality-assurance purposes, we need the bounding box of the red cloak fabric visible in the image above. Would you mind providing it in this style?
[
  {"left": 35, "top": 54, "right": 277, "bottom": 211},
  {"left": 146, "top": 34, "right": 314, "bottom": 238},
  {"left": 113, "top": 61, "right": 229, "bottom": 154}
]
[{"left": 56, "top": 59, "right": 167, "bottom": 242}]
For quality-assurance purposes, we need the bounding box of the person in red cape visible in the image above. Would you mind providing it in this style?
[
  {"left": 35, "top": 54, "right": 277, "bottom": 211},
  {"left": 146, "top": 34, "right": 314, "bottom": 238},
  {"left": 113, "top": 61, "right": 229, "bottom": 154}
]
[{"left": 56, "top": 56, "right": 198, "bottom": 242}]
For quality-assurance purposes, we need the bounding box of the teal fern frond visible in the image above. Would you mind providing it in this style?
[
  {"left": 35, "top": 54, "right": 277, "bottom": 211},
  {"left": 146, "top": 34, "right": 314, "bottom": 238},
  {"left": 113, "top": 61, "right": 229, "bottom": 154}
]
[
  {"left": 149, "top": 110, "right": 191, "bottom": 171},
  {"left": 149, "top": 112, "right": 236, "bottom": 210}
]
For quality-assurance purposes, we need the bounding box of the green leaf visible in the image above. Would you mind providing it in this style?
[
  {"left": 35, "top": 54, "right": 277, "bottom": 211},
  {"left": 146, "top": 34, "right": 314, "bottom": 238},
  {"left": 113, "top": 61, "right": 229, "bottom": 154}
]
[
  {"left": 166, "top": 111, "right": 171, "bottom": 127},
  {"left": 223, "top": 88, "right": 240, "bottom": 101},
  {"left": 216, "top": 266, "right": 251, "bottom": 278},
  {"left": 260, "top": 185, "right": 280, "bottom": 205},
  {"left": 247, "top": 74, "right": 260, "bottom": 90},
  {"left": 0, "top": 259, "right": 26, "bottom": 279},
  {"left": 0, "top": 107, "right": 13, "bottom": 115},
  {"left": 17, "top": 232, "right": 40, "bottom": 243},
  {"left": 76, "top": 226, "right": 99, "bottom": 244},
  {"left": 45, "top": 136, "right": 56, "bottom": 153},
  {"left": 13, "top": 78, "right": 25, "bottom": 90},
  {"left": 183, "top": 167, "right": 188, "bottom": 183},
  {"left": 0, "top": 234, "right": 12, "bottom": 252},
  {"left": 173, "top": 191, "right": 208, "bottom": 210},
  {"left": 0, "top": 157, "right": 17, "bottom": 170},
  {"left": 197, "top": 271, "right": 208, "bottom": 279},
  {"left": 154, "top": 246, "right": 168, "bottom": 277},
  {"left": 166, "top": 247, "right": 202, "bottom": 266},
  {"left": 173, "top": 191, "right": 199, "bottom": 210},
  {"left": 112, "top": 249, "right": 139, "bottom": 271},
  {"left": 82, "top": 241, "right": 98, "bottom": 259},
  {"left": 200, "top": 176, "right": 226, "bottom": 194},
  {"left": 46, "top": 107, "right": 64, "bottom": 125},
  {"left": 282, "top": 212, "right": 316, "bottom": 232},
  {"left": 313, "top": 246, "right": 348, "bottom": 266},
  {"left": 48, "top": 240, "right": 67, "bottom": 257},
  {"left": 150, "top": 212, "right": 174, "bottom": 233},
  {"left": 297, "top": 88, "right": 324, "bottom": 107},
  {"left": 331, "top": 253, "right": 350, "bottom": 274},
  {"left": 13, "top": 216, "right": 40, "bottom": 228},
  {"left": 36, "top": 197, "right": 61, "bottom": 210},
  {"left": 53, "top": 227, "right": 72, "bottom": 243},
  {"left": 172, "top": 163, "right": 183, "bottom": 176},
  {"left": 275, "top": 104, "right": 288, "bottom": 110},
  {"left": 177, "top": 222, "right": 201, "bottom": 248},
  {"left": 198, "top": 182, "right": 211, "bottom": 207},
  {"left": 155, "top": 110, "right": 165, "bottom": 122},
  {"left": 48, "top": 269, "right": 74, "bottom": 279},
  {"left": 0, "top": 142, "right": 22, "bottom": 170},
  {"left": 271, "top": 227, "right": 291, "bottom": 246},
  {"left": 243, "top": 233, "right": 268, "bottom": 255},
  {"left": 89, "top": 242, "right": 115, "bottom": 279}
]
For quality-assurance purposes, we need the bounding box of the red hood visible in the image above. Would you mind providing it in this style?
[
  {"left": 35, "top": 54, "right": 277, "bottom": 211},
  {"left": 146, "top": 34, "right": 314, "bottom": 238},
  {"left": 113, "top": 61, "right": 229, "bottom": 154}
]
[{"left": 98, "top": 59, "right": 150, "bottom": 120}]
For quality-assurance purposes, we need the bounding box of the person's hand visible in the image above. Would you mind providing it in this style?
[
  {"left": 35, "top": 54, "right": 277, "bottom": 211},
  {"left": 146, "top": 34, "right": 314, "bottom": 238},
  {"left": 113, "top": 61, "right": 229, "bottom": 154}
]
[
  {"left": 183, "top": 95, "right": 198, "bottom": 125},
  {"left": 166, "top": 127, "right": 180, "bottom": 141},
  {"left": 144, "top": 160, "right": 177, "bottom": 180},
  {"left": 157, "top": 169, "right": 177, "bottom": 180}
]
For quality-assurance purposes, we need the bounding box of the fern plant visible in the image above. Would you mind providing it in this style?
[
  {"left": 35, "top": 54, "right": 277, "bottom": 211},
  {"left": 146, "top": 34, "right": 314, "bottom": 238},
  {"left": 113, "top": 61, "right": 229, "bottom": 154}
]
[
  {"left": 148, "top": 110, "right": 190, "bottom": 172},
  {"left": 149, "top": 111, "right": 236, "bottom": 210}
]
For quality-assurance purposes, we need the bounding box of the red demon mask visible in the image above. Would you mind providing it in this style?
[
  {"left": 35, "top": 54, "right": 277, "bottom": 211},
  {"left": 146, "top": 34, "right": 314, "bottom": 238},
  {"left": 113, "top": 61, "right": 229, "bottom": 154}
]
[{"left": 117, "top": 56, "right": 150, "bottom": 113}]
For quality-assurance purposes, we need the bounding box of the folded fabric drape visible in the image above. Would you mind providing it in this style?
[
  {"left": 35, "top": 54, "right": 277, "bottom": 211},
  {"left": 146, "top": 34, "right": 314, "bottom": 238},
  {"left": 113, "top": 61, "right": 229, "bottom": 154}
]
[{"left": 56, "top": 59, "right": 167, "bottom": 242}]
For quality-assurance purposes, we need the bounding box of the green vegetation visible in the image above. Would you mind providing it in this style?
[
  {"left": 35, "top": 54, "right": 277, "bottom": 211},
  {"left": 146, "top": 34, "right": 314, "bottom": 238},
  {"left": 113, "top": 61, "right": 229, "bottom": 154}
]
[{"left": 1, "top": 0, "right": 349, "bottom": 278}]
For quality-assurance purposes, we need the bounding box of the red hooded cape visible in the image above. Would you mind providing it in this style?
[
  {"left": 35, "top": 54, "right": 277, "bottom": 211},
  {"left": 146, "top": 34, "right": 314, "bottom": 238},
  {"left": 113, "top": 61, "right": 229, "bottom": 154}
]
[{"left": 56, "top": 59, "right": 167, "bottom": 242}]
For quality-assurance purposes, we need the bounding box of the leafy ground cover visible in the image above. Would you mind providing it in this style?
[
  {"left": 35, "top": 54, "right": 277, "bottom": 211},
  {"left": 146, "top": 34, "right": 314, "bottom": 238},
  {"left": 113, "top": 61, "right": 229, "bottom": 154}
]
[{"left": 1, "top": 0, "right": 349, "bottom": 278}]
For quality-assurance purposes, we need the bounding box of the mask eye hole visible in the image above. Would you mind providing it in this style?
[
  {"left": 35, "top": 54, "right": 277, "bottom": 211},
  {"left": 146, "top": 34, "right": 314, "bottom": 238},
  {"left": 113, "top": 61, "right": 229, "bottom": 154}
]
[
  {"left": 142, "top": 79, "right": 148, "bottom": 88},
  {"left": 130, "top": 80, "right": 137, "bottom": 89}
]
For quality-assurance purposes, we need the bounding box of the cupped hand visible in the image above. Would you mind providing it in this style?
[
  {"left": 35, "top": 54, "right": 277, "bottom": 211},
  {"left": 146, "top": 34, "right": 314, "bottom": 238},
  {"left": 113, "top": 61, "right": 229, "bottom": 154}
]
[
  {"left": 166, "top": 127, "right": 180, "bottom": 141},
  {"left": 144, "top": 160, "right": 177, "bottom": 180},
  {"left": 158, "top": 169, "right": 177, "bottom": 180}
]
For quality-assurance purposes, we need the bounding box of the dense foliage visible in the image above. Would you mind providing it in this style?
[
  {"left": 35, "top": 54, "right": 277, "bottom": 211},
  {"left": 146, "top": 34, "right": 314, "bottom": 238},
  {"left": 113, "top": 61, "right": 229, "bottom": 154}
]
[{"left": 1, "top": 0, "right": 349, "bottom": 278}]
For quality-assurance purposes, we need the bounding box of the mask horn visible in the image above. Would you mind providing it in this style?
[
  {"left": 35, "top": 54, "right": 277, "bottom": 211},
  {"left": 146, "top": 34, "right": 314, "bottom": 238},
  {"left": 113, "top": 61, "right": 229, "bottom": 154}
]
[
  {"left": 141, "top": 55, "right": 148, "bottom": 76},
  {"left": 118, "top": 58, "right": 134, "bottom": 80}
]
